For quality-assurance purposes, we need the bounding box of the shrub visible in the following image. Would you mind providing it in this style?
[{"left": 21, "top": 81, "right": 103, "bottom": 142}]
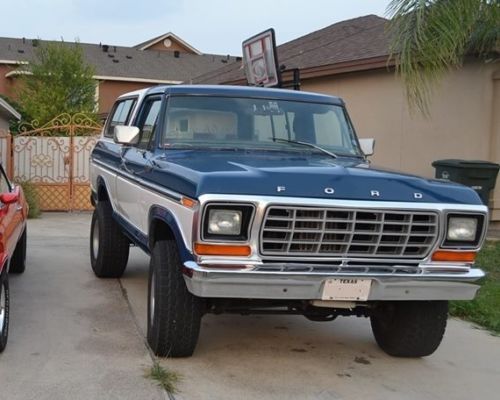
[{"left": 17, "top": 180, "right": 41, "bottom": 218}]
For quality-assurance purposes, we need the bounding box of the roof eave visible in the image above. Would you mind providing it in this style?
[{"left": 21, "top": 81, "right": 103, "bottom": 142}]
[{"left": 215, "top": 55, "right": 394, "bottom": 85}]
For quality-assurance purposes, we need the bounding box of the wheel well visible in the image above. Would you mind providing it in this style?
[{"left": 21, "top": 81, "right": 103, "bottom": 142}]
[
  {"left": 97, "top": 183, "right": 110, "bottom": 202},
  {"left": 149, "top": 219, "right": 176, "bottom": 250}
]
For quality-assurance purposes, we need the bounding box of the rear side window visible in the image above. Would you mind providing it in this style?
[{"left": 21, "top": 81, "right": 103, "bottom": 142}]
[{"left": 105, "top": 98, "right": 137, "bottom": 138}]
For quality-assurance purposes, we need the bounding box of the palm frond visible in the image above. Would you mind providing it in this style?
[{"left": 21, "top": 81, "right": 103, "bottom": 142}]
[{"left": 387, "top": 0, "right": 499, "bottom": 115}]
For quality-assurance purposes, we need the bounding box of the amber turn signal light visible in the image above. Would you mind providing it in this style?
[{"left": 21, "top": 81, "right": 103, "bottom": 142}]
[
  {"left": 431, "top": 250, "right": 477, "bottom": 263},
  {"left": 194, "top": 243, "right": 252, "bottom": 257},
  {"left": 181, "top": 197, "right": 197, "bottom": 208}
]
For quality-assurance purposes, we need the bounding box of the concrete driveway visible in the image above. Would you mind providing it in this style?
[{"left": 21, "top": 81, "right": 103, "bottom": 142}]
[{"left": 1, "top": 213, "right": 499, "bottom": 400}]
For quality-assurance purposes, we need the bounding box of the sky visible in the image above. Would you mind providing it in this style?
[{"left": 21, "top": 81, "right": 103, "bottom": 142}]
[{"left": 1, "top": 0, "right": 390, "bottom": 55}]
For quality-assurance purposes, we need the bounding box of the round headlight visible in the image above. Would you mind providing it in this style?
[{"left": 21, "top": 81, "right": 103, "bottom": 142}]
[
  {"left": 447, "top": 217, "right": 477, "bottom": 241},
  {"left": 208, "top": 209, "right": 242, "bottom": 235}
]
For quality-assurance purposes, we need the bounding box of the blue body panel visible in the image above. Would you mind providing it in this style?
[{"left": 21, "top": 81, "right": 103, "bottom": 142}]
[
  {"left": 93, "top": 144, "right": 482, "bottom": 205},
  {"left": 146, "top": 150, "right": 482, "bottom": 204}
]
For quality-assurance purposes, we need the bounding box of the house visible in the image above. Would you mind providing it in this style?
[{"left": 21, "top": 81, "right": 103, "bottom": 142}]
[
  {"left": 0, "top": 32, "right": 238, "bottom": 115},
  {"left": 194, "top": 15, "right": 500, "bottom": 225}
]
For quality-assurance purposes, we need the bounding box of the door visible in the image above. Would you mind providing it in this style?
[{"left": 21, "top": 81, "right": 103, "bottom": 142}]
[
  {"left": 0, "top": 164, "right": 23, "bottom": 257},
  {"left": 115, "top": 96, "right": 163, "bottom": 232}
]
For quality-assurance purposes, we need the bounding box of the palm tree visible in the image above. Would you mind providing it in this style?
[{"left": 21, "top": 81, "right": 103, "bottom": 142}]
[{"left": 387, "top": 0, "right": 499, "bottom": 114}]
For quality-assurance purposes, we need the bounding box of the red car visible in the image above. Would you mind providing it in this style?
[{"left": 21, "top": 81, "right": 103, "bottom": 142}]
[{"left": 0, "top": 162, "right": 28, "bottom": 353}]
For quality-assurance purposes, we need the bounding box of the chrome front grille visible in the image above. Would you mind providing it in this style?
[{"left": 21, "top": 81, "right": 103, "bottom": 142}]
[{"left": 260, "top": 206, "right": 439, "bottom": 258}]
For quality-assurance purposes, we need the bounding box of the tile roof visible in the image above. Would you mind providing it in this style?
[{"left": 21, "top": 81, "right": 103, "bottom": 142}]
[
  {"left": 0, "top": 37, "right": 237, "bottom": 82},
  {"left": 194, "top": 15, "right": 392, "bottom": 84}
]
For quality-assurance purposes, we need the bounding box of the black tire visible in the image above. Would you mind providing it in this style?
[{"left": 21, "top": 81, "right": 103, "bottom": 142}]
[
  {"left": 9, "top": 227, "right": 27, "bottom": 274},
  {"left": 147, "top": 238, "right": 202, "bottom": 357},
  {"left": 371, "top": 301, "right": 448, "bottom": 357},
  {"left": 0, "top": 272, "right": 9, "bottom": 353},
  {"left": 90, "top": 201, "right": 130, "bottom": 278}
]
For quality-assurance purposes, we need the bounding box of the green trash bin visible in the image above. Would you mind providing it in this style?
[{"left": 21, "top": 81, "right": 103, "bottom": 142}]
[{"left": 432, "top": 159, "right": 500, "bottom": 205}]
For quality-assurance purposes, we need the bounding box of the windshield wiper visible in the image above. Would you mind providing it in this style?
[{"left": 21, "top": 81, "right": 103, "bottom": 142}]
[{"left": 271, "top": 138, "right": 338, "bottom": 159}]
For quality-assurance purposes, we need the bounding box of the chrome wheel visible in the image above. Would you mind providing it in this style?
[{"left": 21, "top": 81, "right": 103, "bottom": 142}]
[
  {"left": 0, "top": 282, "right": 6, "bottom": 334},
  {"left": 149, "top": 269, "right": 155, "bottom": 326},
  {"left": 92, "top": 219, "right": 99, "bottom": 259}
]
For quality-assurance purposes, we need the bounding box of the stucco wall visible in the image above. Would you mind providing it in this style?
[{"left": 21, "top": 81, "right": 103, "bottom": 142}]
[
  {"left": 0, "top": 65, "right": 17, "bottom": 98},
  {"left": 489, "top": 71, "right": 500, "bottom": 222},
  {"left": 302, "top": 61, "right": 500, "bottom": 222},
  {"left": 97, "top": 80, "right": 155, "bottom": 114}
]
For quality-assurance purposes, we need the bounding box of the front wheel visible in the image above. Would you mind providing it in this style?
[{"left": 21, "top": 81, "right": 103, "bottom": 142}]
[
  {"left": 90, "top": 201, "right": 130, "bottom": 278},
  {"left": 0, "top": 272, "right": 10, "bottom": 353},
  {"left": 147, "top": 239, "right": 202, "bottom": 357},
  {"left": 370, "top": 301, "right": 448, "bottom": 357}
]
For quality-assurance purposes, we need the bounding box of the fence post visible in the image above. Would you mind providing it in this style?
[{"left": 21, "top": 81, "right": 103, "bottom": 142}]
[
  {"left": 69, "top": 118, "right": 75, "bottom": 211},
  {"left": 7, "top": 133, "right": 13, "bottom": 180}
]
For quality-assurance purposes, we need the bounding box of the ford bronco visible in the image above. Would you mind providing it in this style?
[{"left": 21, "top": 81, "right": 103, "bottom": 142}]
[{"left": 89, "top": 85, "right": 487, "bottom": 358}]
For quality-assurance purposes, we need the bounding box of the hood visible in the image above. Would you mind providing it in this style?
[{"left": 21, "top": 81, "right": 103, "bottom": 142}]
[{"left": 148, "top": 150, "right": 482, "bottom": 205}]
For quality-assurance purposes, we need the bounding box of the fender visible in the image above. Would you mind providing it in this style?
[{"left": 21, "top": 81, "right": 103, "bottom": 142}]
[
  {"left": 0, "top": 252, "right": 8, "bottom": 275},
  {"left": 95, "top": 176, "right": 111, "bottom": 203},
  {"left": 148, "top": 205, "right": 194, "bottom": 263}
]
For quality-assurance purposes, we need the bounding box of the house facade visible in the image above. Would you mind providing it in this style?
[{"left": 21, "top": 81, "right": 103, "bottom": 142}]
[
  {"left": 0, "top": 32, "right": 238, "bottom": 115},
  {"left": 194, "top": 15, "right": 500, "bottom": 225}
]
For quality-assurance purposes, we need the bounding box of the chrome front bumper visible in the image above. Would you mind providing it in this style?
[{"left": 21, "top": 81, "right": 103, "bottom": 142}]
[{"left": 183, "top": 261, "right": 485, "bottom": 301}]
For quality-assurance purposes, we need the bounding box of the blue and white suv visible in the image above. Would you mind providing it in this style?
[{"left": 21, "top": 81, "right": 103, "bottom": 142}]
[{"left": 90, "top": 85, "right": 487, "bottom": 358}]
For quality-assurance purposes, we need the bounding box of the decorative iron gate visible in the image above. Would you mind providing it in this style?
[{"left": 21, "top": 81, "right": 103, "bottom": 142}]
[{"left": 2, "top": 114, "right": 101, "bottom": 211}]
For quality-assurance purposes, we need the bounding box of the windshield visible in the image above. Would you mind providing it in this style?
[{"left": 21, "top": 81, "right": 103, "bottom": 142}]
[{"left": 162, "top": 96, "right": 363, "bottom": 157}]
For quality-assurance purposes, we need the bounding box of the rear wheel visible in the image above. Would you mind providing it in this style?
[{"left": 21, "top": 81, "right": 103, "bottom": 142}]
[
  {"left": 90, "top": 201, "right": 130, "bottom": 278},
  {"left": 371, "top": 301, "right": 448, "bottom": 357},
  {"left": 10, "top": 228, "right": 27, "bottom": 274},
  {"left": 147, "top": 238, "right": 202, "bottom": 357},
  {"left": 0, "top": 272, "right": 9, "bottom": 353}
]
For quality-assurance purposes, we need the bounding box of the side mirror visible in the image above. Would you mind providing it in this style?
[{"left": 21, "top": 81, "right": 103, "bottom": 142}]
[
  {"left": 0, "top": 192, "right": 19, "bottom": 204},
  {"left": 359, "top": 138, "right": 375, "bottom": 156},
  {"left": 114, "top": 125, "right": 140, "bottom": 145}
]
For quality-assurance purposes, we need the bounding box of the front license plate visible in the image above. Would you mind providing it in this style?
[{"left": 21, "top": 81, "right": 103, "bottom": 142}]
[{"left": 321, "top": 278, "right": 372, "bottom": 301}]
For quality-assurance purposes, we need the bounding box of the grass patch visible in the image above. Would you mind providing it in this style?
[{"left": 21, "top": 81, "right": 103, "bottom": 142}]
[
  {"left": 16, "top": 180, "right": 41, "bottom": 218},
  {"left": 450, "top": 241, "right": 500, "bottom": 334},
  {"left": 145, "top": 362, "right": 181, "bottom": 394}
]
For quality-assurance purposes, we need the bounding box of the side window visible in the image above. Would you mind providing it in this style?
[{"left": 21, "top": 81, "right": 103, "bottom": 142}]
[
  {"left": 105, "top": 98, "right": 137, "bottom": 138},
  {"left": 137, "top": 98, "right": 162, "bottom": 150},
  {"left": 0, "top": 166, "right": 11, "bottom": 194}
]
